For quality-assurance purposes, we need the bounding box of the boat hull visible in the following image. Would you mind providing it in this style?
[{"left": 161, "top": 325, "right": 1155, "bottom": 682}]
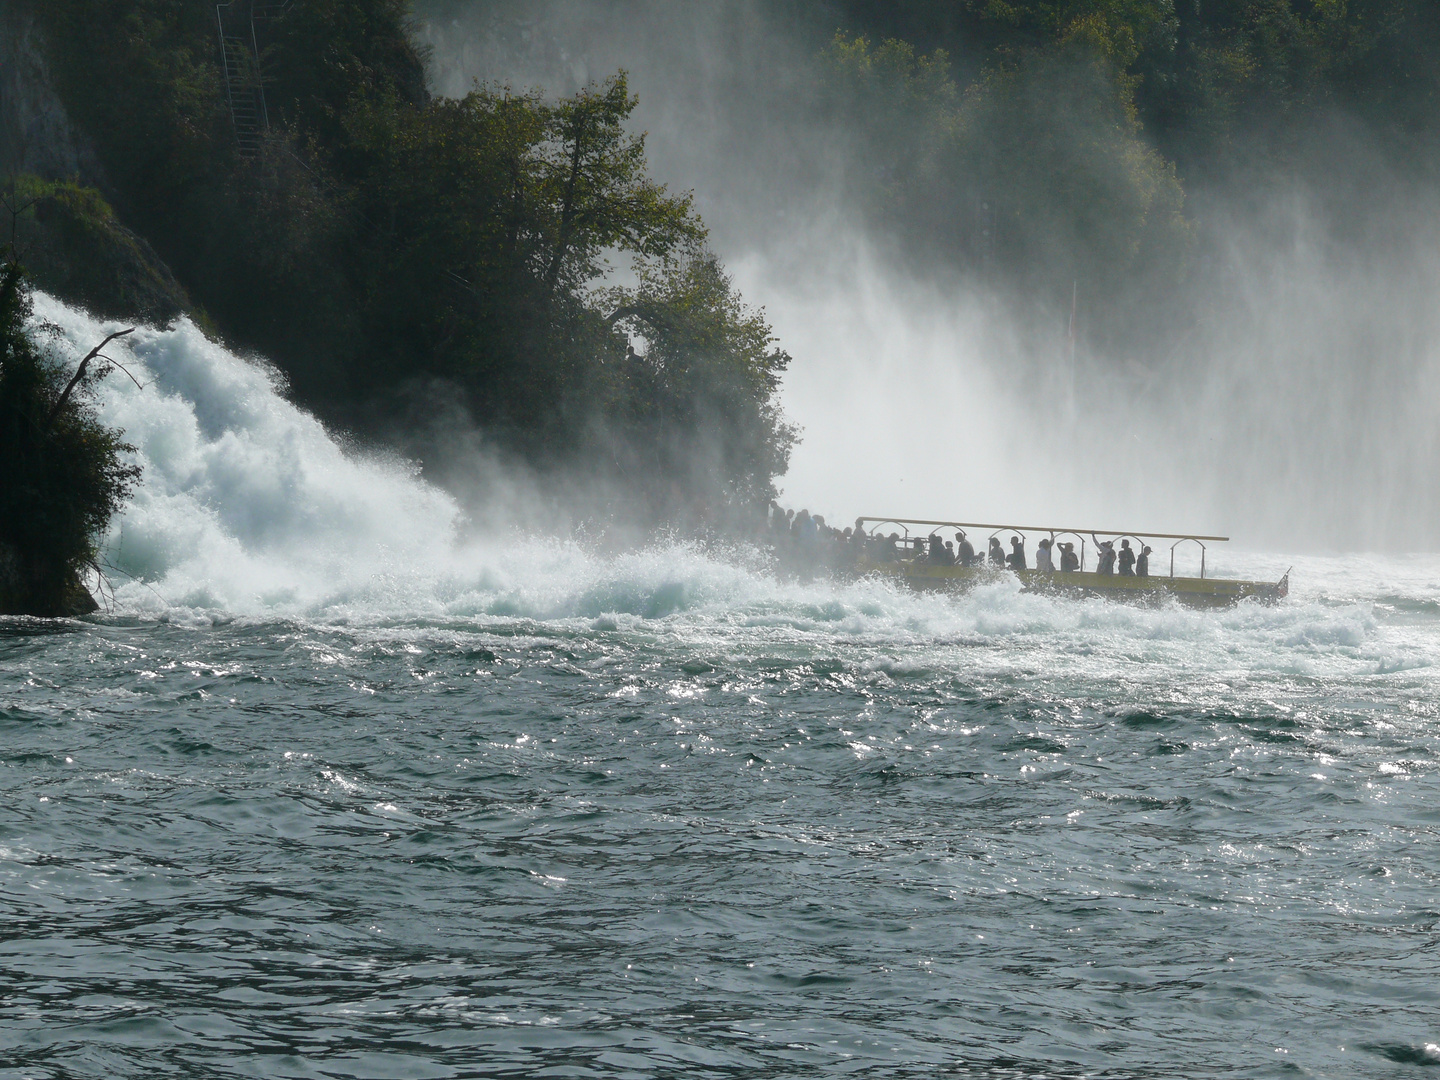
[{"left": 855, "top": 563, "right": 1286, "bottom": 608}]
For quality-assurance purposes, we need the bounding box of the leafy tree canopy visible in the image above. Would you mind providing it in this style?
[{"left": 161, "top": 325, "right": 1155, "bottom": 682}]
[
  {"left": 26, "top": 1, "right": 795, "bottom": 522},
  {"left": 0, "top": 256, "right": 139, "bottom": 615}
]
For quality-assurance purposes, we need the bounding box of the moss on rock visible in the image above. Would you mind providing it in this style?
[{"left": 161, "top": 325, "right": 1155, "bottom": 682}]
[{"left": 6, "top": 175, "right": 191, "bottom": 325}]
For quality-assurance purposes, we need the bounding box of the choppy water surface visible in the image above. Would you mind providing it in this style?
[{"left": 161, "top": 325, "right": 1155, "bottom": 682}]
[
  {"left": 5, "top": 549, "right": 1440, "bottom": 1080},
  {"left": 5, "top": 298, "right": 1440, "bottom": 1077}
]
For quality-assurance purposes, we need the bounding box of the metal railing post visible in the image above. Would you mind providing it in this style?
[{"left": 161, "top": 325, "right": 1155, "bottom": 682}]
[{"left": 250, "top": 12, "right": 268, "bottom": 131}]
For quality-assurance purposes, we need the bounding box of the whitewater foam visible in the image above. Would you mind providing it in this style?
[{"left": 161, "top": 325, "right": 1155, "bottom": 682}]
[
  {"left": 35, "top": 294, "right": 464, "bottom": 617},
  {"left": 23, "top": 293, "right": 1440, "bottom": 698}
]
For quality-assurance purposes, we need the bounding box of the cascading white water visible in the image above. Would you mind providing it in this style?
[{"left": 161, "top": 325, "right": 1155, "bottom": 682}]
[
  {"left": 35, "top": 294, "right": 465, "bottom": 617},
  {"left": 38, "top": 293, "right": 817, "bottom": 623},
  {"left": 13, "top": 15, "right": 1440, "bottom": 1077},
  {"left": 33, "top": 289, "right": 1440, "bottom": 676}
]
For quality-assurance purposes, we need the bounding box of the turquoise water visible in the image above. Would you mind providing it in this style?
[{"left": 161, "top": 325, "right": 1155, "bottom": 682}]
[
  {"left": 5, "top": 550, "right": 1440, "bottom": 1079},
  {"left": 4, "top": 297, "right": 1440, "bottom": 1078}
]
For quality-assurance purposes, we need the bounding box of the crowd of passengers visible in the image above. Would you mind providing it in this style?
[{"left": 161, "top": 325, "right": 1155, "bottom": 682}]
[{"left": 767, "top": 503, "right": 1153, "bottom": 576}]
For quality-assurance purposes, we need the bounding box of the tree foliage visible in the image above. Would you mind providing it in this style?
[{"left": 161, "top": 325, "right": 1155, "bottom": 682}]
[
  {"left": 338, "top": 75, "right": 707, "bottom": 441},
  {"left": 333, "top": 71, "right": 774, "bottom": 512},
  {"left": 0, "top": 257, "right": 139, "bottom": 615},
  {"left": 823, "top": 29, "right": 1190, "bottom": 309},
  {"left": 834, "top": 0, "right": 1440, "bottom": 171},
  {"left": 604, "top": 254, "right": 797, "bottom": 512},
  {"left": 26, "top": 1, "right": 796, "bottom": 520},
  {"left": 822, "top": 0, "right": 1439, "bottom": 348}
]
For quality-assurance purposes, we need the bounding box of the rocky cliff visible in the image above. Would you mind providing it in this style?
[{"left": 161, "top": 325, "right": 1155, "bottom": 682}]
[
  {"left": 0, "top": 1, "right": 190, "bottom": 325},
  {"left": 0, "top": 0, "right": 101, "bottom": 183}
]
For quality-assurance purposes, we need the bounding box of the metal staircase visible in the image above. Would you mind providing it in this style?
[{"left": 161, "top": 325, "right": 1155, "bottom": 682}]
[{"left": 216, "top": 1, "right": 296, "bottom": 155}]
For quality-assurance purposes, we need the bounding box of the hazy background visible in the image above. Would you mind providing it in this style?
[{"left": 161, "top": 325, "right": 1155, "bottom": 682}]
[{"left": 411, "top": 0, "right": 1440, "bottom": 551}]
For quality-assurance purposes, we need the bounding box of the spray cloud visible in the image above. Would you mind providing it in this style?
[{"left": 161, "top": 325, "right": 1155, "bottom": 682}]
[{"left": 413, "top": 0, "right": 1440, "bottom": 551}]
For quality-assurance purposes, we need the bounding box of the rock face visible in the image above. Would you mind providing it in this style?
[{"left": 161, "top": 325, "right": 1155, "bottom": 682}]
[
  {"left": 0, "top": 543, "right": 20, "bottom": 614},
  {"left": 0, "top": 3, "right": 191, "bottom": 325},
  {"left": 0, "top": 7, "right": 138, "bottom": 620},
  {"left": 0, "top": 542, "right": 99, "bottom": 618},
  {"left": 0, "top": 1, "right": 103, "bottom": 183},
  {"left": 14, "top": 179, "right": 193, "bottom": 324}
]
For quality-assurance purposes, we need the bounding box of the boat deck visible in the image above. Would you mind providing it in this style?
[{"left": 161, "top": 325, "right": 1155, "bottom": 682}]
[
  {"left": 857, "top": 561, "right": 1286, "bottom": 607},
  {"left": 845, "top": 518, "right": 1288, "bottom": 608}
]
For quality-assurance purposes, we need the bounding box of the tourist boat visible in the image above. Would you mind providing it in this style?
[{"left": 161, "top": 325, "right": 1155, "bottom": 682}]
[{"left": 852, "top": 518, "right": 1289, "bottom": 608}]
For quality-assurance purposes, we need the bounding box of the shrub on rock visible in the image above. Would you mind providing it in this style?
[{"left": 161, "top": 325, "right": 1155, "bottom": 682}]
[{"left": 0, "top": 256, "right": 139, "bottom": 616}]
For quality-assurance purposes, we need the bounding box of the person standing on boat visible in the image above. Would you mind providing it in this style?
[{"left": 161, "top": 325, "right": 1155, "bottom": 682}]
[
  {"left": 770, "top": 506, "right": 791, "bottom": 557},
  {"left": 988, "top": 537, "right": 1005, "bottom": 567},
  {"left": 1092, "top": 535, "right": 1116, "bottom": 575},
  {"left": 795, "top": 511, "right": 818, "bottom": 568},
  {"left": 956, "top": 531, "right": 976, "bottom": 567},
  {"left": 1136, "top": 545, "right": 1152, "bottom": 577},
  {"left": 928, "top": 534, "right": 951, "bottom": 565},
  {"left": 1058, "top": 542, "right": 1080, "bottom": 572},
  {"left": 1007, "top": 535, "right": 1027, "bottom": 570},
  {"left": 1118, "top": 539, "right": 1136, "bottom": 576},
  {"left": 1035, "top": 538, "right": 1054, "bottom": 572}
]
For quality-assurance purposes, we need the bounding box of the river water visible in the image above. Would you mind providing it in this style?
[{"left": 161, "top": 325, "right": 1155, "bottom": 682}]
[{"left": 3, "top": 300, "right": 1440, "bottom": 1079}]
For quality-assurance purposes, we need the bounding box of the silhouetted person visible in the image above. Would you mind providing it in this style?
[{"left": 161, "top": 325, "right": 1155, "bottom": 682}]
[
  {"left": 928, "top": 534, "right": 949, "bottom": 565},
  {"left": 1137, "top": 545, "right": 1152, "bottom": 577},
  {"left": 956, "top": 531, "right": 976, "bottom": 567},
  {"left": 988, "top": 537, "right": 1005, "bottom": 567},
  {"left": 1118, "top": 539, "right": 1136, "bottom": 576},
  {"left": 1035, "top": 537, "right": 1054, "bottom": 572},
  {"left": 1059, "top": 542, "right": 1080, "bottom": 572},
  {"left": 1092, "top": 535, "right": 1116, "bottom": 575},
  {"left": 879, "top": 532, "right": 899, "bottom": 562},
  {"left": 1006, "top": 535, "right": 1026, "bottom": 571}
]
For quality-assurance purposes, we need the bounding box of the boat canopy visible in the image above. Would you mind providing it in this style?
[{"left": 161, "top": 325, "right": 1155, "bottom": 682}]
[{"left": 854, "top": 517, "right": 1228, "bottom": 579}]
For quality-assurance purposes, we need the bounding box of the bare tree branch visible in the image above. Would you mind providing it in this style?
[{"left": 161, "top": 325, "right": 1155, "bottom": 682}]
[{"left": 44, "top": 328, "right": 135, "bottom": 432}]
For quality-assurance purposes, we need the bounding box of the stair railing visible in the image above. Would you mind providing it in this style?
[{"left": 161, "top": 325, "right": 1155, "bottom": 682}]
[{"left": 216, "top": 1, "right": 296, "bottom": 154}]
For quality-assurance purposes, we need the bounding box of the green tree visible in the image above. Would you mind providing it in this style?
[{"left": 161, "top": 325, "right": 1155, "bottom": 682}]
[
  {"left": 24, "top": 3, "right": 796, "bottom": 521},
  {"left": 962, "top": 35, "right": 1191, "bottom": 298},
  {"left": 340, "top": 75, "right": 720, "bottom": 466},
  {"left": 263, "top": 0, "right": 427, "bottom": 143},
  {"left": 1141, "top": 0, "right": 1440, "bottom": 171},
  {"left": 605, "top": 254, "right": 797, "bottom": 514},
  {"left": 0, "top": 257, "right": 140, "bottom": 615},
  {"left": 536, "top": 76, "right": 705, "bottom": 307},
  {"left": 32, "top": 0, "right": 228, "bottom": 248},
  {"left": 822, "top": 30, "right": 1191, "bottom": 310}
]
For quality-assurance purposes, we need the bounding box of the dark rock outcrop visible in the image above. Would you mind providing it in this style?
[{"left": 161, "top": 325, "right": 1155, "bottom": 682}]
[
  {"left": 12, "top": 178, "right": 192, "bottom": 325},
  {"left": 0, "top": 541, "right": 98, "bottom": 618},
  {"left": 0, "top": 2, "right": 191, "bottom": 326},
  {"left": 0, "top": 0, "right": 103, "bottom": 184}
]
